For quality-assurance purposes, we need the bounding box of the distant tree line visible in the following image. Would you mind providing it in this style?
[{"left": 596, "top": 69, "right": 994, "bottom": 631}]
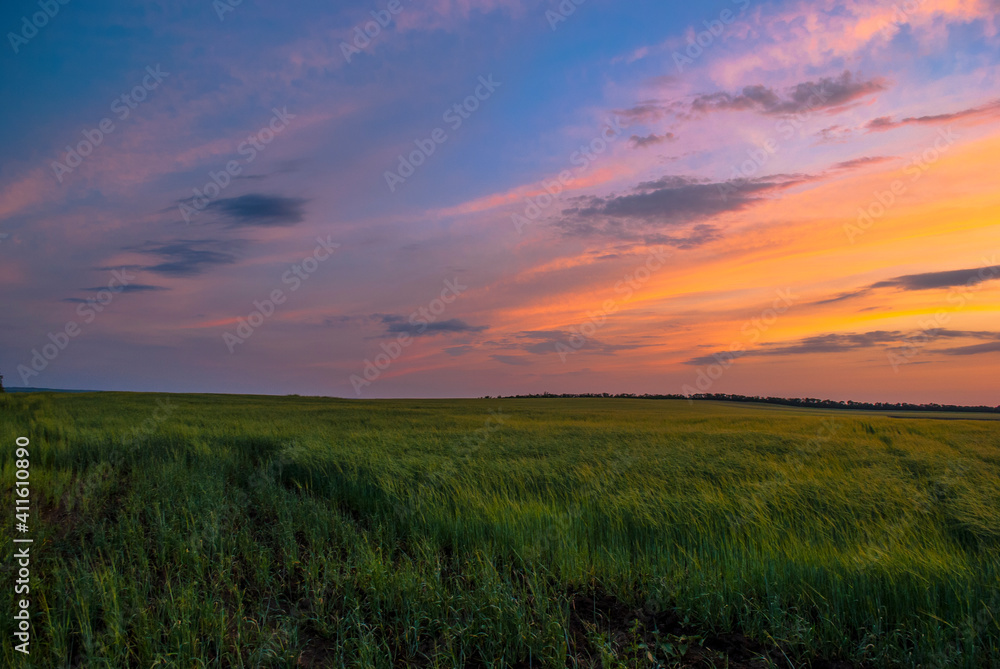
[{"left": 485, "top": 392, "right": 1000, "bottom": 414}]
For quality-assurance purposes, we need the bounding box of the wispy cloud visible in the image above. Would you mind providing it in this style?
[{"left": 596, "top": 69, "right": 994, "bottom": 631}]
[
  {"left": 629, "top": 132, "right": 677, "bottom": 148},
  {"left": 80, "top": 284, "right": 168, "bottom": 293},
  {"left": 687, "top": 330, "right": 1000, "bottom": 364},
  {"left": 830, "top": 156, "right": 895, "bottom": 170},
  {"left": 816, "top": 264, "right": 1000, "bottom": 304},
  {"left": 940, "top": 341, "right": 1000, "bottom": 356},
  {"left": 865, "top": 99, "right": 1000, "bottom": 132},
  {"left": 129, "top": 239, "right": 240, "bottom": 277},
  {"left": 613, "top": 101, "right": 676, "bottom": 124},
  {"left": 506, "top": 330, "right": 643, "bottom": 357}
]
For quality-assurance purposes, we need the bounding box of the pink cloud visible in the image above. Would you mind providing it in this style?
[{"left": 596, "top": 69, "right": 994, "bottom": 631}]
[
  {"left": 710, "top": 0, "right": 996, "bottom": 84},
  {"left": 0, "top": 168, "right": 50, "bottom": 220}
]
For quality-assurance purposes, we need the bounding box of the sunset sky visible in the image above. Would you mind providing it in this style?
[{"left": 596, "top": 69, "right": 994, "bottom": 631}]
[{"left": 1, "top": 0, "right": 998, "bottom": 402}]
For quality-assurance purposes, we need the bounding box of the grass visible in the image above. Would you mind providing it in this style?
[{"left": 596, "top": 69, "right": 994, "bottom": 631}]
[{"left": 1, "top": 392, "right": 998, "bottom": 667}]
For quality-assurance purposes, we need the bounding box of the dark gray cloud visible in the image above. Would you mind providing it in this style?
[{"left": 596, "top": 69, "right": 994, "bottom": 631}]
[
  {"left": 940, "top": 341, "right": 1000, "bottom": 356},
  {"left": 816, "top": 124, "right": 854, "bottom": 143},
  {"left": 865, "top": 99, "right": 1000, "bottom": 132},
  {"left": 812, "top": 287, "right": 874, "bottom": 305},
  {"left": 686, "top": 331, "right": 899, "bottom": 365},
  {"left": 81, "top": 284, "right": 167, "bottom": 293},
  {"left": 866, "top": 116, "right": 896, "bottom": 131},
  {"left": 629, "top": 132, "right": 677, "bottom": 148},
  {"left": 615, "top": 72, "right": 886, "bottom": 125},
  {"left": 640, "top": 224, "right": 721, "bottom": 249},
  {"left": 687, "top": 329, "right": 1000, "bottom": 364},
  {"left": 379, "top": 315, "right": 488, "bottom": 337},
  {"left": 613, "top": 101, "right": 675, "bottom": 124},
  {"left": 690, "top": 72, "right": 887, "bottom": 116},
  {"left": 581, "top": 173, "right": 811, "bottom": 220},
  {"left": 550, "top": 150, "right": 912, "bottom": 245},
  {"left": 758, "top": 331, "right": 912, "bottom": 356},
  {"left": 684, "top": 349, "right": 750, "bottom": 366},
  {"left": 872, "top": 265, "right": 1000, "bottom": 290},
  {"left": 554, "top": 173, "right": 812, "bottom": 244},
  {"left": 206, "top": 194, "right": 308, "bottom": 227},
  {"left": 129, "top": 239, "right": 239, "bottom": 277},
  {"left": 61, "top": 284, "right": 167, "bottom": 303},
  {"left": 813, "top": 264, "right": 1000, "bottom": 305}
]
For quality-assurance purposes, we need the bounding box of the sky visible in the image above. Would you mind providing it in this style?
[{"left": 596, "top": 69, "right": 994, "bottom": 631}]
[{"left": 0, "top": 0, "right": 998, "bottom": 403}]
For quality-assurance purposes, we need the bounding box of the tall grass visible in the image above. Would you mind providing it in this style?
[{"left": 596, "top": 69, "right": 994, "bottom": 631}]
[{"left": 1, "top": 392, "right": 998, "bottom": 667}]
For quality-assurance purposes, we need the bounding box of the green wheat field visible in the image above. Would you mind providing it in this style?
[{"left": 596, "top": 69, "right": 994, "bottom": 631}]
[{"left": 1, "top": 392, "right": 998, "bottom": 668}]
